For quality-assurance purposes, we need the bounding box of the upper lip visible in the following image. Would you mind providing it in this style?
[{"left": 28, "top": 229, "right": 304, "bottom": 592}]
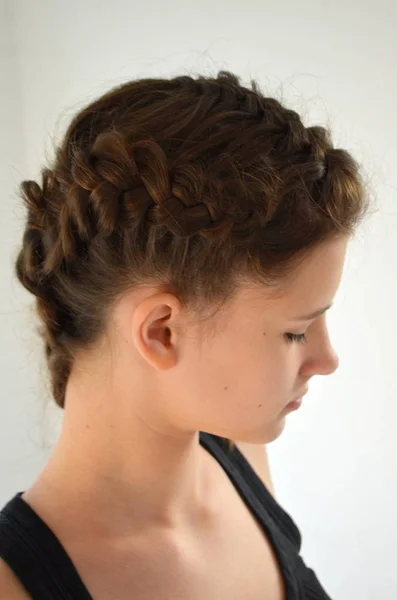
[{"left": 293, "top": 388, "right": 308, "bottom": 401}]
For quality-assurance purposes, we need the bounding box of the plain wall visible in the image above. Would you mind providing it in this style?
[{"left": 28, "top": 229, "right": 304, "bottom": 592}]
[{"left": 2, "top": 1, "right": 397, "bottom": 598}]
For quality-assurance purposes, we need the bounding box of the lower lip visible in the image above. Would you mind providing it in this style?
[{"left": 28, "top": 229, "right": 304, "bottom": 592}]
[{"left": 286, "top": 398, "right": 303, "bottom": 411}]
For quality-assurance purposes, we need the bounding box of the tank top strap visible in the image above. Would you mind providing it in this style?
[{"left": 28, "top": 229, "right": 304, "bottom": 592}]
[
  {"left": 199, "top": 432, "right": 302, "bottom": 550},
  {"left": 199, "top": 431, "right": 302, "bottom": 599},
  {"left": 0, "top": 492, "right": 93, "bottom": 600}
]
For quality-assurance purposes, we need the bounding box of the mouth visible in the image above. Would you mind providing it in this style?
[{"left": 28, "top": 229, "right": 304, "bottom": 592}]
[
  {"left": 292, "top": 387, "right": 309, "bottom": 402},
  {"left": 286, "top": 388, "right": 308, "bottom": 411},
  {"left": 286, "top": 397, "right": 303, "bottom": 411}
]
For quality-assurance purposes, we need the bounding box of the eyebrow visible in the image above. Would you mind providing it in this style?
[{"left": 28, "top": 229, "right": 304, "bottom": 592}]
[{"left": 291, "top": 303, "right": 333, "bottom": 321}]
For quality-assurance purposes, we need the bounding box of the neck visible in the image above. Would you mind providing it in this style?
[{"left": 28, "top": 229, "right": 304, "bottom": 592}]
[{"left": 26, "top": 365, "right": 215, "bottom": 539}]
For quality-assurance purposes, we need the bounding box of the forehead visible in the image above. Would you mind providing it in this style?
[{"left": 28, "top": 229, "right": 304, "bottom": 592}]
[
  {"left": 284, "top": 237, "right": 348, "bottom": 295},
  {"left": 242, "top": 237, "right": 349, "bottom": 318}
]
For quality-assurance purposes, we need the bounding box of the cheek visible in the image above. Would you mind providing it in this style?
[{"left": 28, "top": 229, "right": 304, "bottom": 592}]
[
  {"left": 173, "top": 324, "right": 296, "bottom": 438},
  {"left": 248, "top": 331, "right": 301, "bottom": 413},
  {"left": 201, "top": 330, "right": 291, "bottom": 416},
  {"left": 194, "top": 337, "right": 293, "bottom": 443}
]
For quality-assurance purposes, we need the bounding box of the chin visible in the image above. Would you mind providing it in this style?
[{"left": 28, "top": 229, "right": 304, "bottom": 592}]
[
  {"left": 262, "top": 416, "right": 287, "bottom": 444},
  {"left": 233, "top": 417, "right": 287, "bottom": 445}
]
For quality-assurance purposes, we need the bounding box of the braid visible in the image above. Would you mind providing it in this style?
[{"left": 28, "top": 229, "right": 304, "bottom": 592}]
[
  {"left": 15, "top": 179, "right": 73, "bottom": 406},
  {"left": 14, "top": 70, "right": 369, "bottom": 409}
]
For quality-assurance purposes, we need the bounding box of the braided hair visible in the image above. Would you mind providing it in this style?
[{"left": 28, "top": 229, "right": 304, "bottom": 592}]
[{"left": 14, "top": 71, "right": 370, "bottom": 452}]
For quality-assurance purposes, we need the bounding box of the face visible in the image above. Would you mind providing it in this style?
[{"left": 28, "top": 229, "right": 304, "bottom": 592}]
[{"left": 123, "top": 236, "right": 349, "bottom": 446}]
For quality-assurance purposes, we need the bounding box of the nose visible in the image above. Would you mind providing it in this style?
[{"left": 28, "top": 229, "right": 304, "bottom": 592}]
[
  {"left": 313, "top": 345, "right": 340, "bottom": 376},
  {"left": 302, "top": 317, "right": 340, "bottom": 378},
  {"left": 301, "top": 339, "right": 340, "bottom": 378}
]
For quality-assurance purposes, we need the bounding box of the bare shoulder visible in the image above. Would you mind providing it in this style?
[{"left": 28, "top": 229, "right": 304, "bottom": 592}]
[
  {"left": 235, "top": 442, "right": 275, "bottom": 496},
  {"left": 0, "top": 558, "right": 31, "bottom": 599}
]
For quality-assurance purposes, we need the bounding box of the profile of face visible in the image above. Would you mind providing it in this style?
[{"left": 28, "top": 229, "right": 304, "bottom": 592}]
[{"left": 110, "top": 236, "right": 349, "bottom": 446}]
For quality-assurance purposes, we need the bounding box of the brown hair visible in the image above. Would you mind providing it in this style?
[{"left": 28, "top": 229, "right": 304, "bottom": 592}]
[{"left": 14, "top": 70, "right": 370, "bottom": 452}]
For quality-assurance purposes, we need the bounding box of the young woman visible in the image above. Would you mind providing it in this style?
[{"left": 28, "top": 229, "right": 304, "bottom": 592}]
[{"left": 0, "top": 70, "right": 370, "bottom": 599}]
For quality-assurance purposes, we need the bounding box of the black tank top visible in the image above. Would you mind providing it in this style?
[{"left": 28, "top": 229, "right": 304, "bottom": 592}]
[{"left": 0, "top": 431, "right": 332, "bottom": 599}]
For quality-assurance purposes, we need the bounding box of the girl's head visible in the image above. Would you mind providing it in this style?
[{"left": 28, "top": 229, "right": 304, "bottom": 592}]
[{"left": 15, "top": 71, "right": 370, "bottom": 447}]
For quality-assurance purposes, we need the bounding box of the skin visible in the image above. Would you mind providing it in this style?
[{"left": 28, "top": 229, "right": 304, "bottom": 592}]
[{"left": 20, "top": 235, "right": 348, "bottom": 544}]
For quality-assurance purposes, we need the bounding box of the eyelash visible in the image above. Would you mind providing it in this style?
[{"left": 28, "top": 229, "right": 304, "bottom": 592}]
[{"left": 285, "top": 332, "right": 308, "bottom": 345}]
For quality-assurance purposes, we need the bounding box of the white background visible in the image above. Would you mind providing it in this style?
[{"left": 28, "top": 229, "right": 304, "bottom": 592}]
[{"left": 1, "top": 1, "right": 397, "bottom": 598}]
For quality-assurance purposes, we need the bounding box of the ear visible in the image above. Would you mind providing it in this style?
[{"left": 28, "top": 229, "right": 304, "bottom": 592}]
[
  {"left": 131, "top": 292, "right": 183, "bottom": 371},
  {"left": 235, "top": 442, "right": 275, "bottom": 497}
]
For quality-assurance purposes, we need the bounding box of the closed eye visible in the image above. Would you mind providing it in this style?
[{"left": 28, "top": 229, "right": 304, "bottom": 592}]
[{"left": 285, "top": 332, "right": 307, "bottom": 344}]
